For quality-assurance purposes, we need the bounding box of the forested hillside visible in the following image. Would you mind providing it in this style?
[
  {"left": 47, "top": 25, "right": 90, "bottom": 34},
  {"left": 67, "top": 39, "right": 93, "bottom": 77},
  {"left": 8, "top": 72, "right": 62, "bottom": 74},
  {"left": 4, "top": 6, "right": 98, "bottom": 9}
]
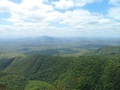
[
  {"left": 89, "top": 46, "right": 120, "bottom": 55},
  {"left": 0, "top": 46, "right": 120, "bottom": 90}
]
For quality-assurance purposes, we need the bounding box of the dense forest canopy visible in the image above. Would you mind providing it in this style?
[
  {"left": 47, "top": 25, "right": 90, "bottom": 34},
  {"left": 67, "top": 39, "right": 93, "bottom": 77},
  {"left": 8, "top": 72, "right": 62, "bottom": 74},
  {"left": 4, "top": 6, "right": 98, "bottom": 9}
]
[{"left": 0, "top": 37, "right": 120, "bottom": 90}]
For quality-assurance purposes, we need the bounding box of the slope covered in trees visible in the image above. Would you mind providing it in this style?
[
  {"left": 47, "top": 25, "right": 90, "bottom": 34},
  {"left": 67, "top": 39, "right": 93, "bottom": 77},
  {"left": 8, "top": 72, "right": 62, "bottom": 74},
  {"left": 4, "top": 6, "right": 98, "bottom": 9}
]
[
  {"left": 0, "top": 46, "right": 120, "bottom": 90},
  {"left": 90, "top": 46, "right": 120, "bottom": 55}
]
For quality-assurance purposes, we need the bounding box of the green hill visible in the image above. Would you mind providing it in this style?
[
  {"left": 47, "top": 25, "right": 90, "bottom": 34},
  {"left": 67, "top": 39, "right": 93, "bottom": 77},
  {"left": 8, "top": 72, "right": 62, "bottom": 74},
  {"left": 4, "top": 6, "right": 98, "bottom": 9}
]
[
  {"left": 0, "top": 46, "right": 120, "bottom": 90},
  {"left": 89, "top": 46, "right": 120, "bottom": 55}
]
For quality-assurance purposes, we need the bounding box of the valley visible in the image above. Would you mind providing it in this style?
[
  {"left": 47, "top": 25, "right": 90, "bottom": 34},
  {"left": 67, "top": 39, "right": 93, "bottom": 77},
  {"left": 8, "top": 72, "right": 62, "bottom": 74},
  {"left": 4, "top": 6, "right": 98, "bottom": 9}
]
[{"left": 0, "top": 37, "right": 120, "bottom": 90}]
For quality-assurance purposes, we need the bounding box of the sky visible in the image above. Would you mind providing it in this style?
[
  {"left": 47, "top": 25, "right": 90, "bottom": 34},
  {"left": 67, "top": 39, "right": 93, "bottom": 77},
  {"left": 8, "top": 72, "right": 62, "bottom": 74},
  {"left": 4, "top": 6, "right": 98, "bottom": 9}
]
[{"left": 0, "top": 0, "right": 120, "bottom": 38}]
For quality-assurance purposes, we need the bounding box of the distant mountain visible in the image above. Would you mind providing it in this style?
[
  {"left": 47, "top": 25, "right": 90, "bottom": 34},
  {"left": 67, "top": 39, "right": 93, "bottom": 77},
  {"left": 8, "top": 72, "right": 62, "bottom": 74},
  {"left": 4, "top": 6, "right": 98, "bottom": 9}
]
[{"left": 0, "top": 37, "right": 120, "bottom": 58}]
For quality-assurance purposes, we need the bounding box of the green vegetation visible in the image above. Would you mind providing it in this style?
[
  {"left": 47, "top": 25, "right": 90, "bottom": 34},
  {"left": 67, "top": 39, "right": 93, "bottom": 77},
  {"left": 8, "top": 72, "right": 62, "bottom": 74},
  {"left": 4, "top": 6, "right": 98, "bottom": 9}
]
[
  {"left": 0, "top": 48, "right": 120, "bottom": 90},
  {"left": 0, "top": 74, "right": 27, "bottom": 90},
  {"left": 0, "top": 37, "right": 119, "bottom": 57},
  {"left": 90, "top": 46, "right": 120, "bottom": 55},
  {"left": 0, "top": 37, "right": 120, "bottom": 90},
  {"left": 25, "top": 81, "right": 55, "bottom": 90},
  {"left": 0, "top": 58, "right": 13, "bottom": 70}
]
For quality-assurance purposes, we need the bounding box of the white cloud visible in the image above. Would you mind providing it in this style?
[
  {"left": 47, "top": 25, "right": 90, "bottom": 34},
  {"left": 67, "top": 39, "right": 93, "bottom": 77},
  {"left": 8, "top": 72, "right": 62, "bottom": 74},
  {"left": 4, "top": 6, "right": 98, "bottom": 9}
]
[
  {"left": 98, "top": 18, "right": 110, "bottom": 24},
  {"left": 108, "top": 0, "right": 120, "bottom": 20},
  {"left": 1, "top": 0, "right": 54, "bottom": 24},
  {"left": 108, "top": 7, "right": 120, "bottom": 20},
  {"left": 52, "top": 0, "right": 98, "bottom": 10},
  {"left": 109, "top": 0, "right": 120, "bottom": 5},
  {"left": 0, "top": 0, "right": 120, "bottom": 37},
  {"left": 52, "top": 0, "right": 74, "bottom": 10},
  {"left": 60, "top": 10, "right": 101, "bottom": 28},
  {"left": 0, "top": 0, "right": 17, "bottom": 13},
  {"left": 74, "top": 0, "right": 95, "bottom": 7}
]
